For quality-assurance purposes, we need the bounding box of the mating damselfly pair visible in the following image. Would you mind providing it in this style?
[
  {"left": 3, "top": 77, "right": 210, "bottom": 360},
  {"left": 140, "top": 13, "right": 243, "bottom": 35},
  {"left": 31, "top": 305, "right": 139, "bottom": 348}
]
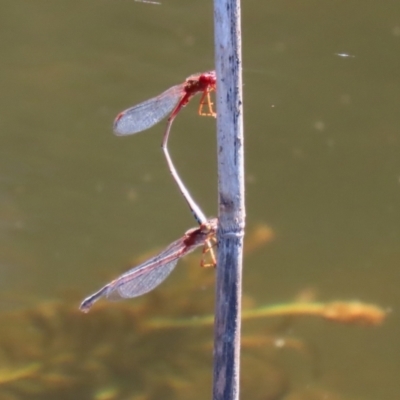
[{"left": 80, "top": 71, "right": 217, "bottom": 312}]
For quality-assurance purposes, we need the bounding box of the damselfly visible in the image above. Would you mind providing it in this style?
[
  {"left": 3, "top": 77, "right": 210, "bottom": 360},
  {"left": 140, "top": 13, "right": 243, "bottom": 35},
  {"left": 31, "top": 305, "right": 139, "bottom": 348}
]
[
  {"left": 80, "top": 218, "right": 217, "bottom": 313},
  {"left": 113, "top": 71, "right": 217, "bottom": 225}
]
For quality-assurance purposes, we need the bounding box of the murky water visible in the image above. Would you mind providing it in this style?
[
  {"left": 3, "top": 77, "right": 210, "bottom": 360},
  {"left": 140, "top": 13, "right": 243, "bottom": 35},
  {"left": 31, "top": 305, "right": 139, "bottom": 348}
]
[{"left": 0, "top": 0, "right": 399, "bottom": 399}]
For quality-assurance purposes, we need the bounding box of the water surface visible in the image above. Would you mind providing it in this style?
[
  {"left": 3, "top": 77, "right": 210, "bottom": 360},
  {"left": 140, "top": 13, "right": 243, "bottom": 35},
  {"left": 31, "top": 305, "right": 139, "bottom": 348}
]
[{"left": 0, "top": 1, "right": 399, "bottom": 399}]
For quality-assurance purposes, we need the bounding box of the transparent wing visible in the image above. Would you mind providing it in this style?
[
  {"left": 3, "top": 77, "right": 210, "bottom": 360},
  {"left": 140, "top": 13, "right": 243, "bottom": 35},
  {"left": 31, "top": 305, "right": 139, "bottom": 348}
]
[
  {"left": 79, "top": 259, "right": 178, "bottom": 312},
  {"left": 79, "top": 222, "right": 213, "bottom": 313},
  {"left": 107, "top": 259, "right": 178, "bottom": 300},
  {"left": 113, "top": 84, "right": 184, "bottom": 135}
]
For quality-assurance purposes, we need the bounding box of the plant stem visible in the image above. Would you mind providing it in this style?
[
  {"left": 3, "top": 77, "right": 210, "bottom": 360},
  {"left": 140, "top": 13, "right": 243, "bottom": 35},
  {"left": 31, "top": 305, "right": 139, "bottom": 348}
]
[{"left": 213, "top": 0, "right": 245, "bottom": 399}]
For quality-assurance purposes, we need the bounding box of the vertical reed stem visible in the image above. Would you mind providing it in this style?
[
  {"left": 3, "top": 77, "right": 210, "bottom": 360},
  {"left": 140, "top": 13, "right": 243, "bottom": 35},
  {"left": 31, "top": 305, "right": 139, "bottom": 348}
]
[{"left": 213, "top": 1, "right": 245, "bottom": 400}]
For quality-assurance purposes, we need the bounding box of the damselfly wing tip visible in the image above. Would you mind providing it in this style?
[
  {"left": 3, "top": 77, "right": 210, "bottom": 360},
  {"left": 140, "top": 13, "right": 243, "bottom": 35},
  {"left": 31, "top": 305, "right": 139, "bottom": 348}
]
[
  {"left": 113, "top": 114, "right": 140, "bottom": 136},
  {"left": 79, "top": 300, "right": 92, "bottom": 313},
  {"left": 80, "top": 284, "right": 110, "bottom": 313},
  {"left": 113, "top": 113, "right": 127, "bottom": 136}
]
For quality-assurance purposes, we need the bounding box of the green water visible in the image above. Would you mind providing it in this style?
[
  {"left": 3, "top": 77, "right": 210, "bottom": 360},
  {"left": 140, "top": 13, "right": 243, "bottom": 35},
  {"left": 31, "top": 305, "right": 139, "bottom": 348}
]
[{"left": 0, "top": 1, "right": 399, "bottom": 399}]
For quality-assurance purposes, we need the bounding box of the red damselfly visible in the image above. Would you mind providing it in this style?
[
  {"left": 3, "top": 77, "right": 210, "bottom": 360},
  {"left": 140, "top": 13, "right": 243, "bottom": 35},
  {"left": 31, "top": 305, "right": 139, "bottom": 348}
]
[
  {"left": 113, "top": 71, "right": 217, "bottom": 225},
  {"left": 80, "top": 218, "right": 217, "bottom": 312}
]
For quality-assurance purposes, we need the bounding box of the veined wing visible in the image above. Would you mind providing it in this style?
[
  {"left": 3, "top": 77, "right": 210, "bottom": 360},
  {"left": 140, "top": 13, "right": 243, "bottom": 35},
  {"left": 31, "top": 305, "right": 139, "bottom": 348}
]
[
  {"left": 79, "top": 222, "right": 214, "bottom": 313},
  {"left": 80, "top": 234, "right": 189, "bottom": 312},
  {"left": 107, "top": 258, "right": 178, "bottom": 300},
  {"left": 113, "top": 84, "right": 183, "bottom": 135},
  {"left": 79, "top": 258, "right": 178, "bottom": 312}
]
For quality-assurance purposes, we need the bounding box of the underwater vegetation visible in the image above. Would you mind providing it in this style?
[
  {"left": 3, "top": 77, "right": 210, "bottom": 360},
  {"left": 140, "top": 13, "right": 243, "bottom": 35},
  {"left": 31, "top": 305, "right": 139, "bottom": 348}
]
[
  {"left": 0, "top": 224, "right": 387, "bottom": 400},
  {"left": 0, "top": 298, "right": 386, "bottom": 400}
]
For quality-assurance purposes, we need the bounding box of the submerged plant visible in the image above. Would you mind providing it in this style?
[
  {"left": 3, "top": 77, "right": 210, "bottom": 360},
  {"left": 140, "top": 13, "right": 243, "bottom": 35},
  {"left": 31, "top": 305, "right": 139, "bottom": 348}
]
[{"left": 0, "top": 224, "right": 387, "bottom": 400}]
